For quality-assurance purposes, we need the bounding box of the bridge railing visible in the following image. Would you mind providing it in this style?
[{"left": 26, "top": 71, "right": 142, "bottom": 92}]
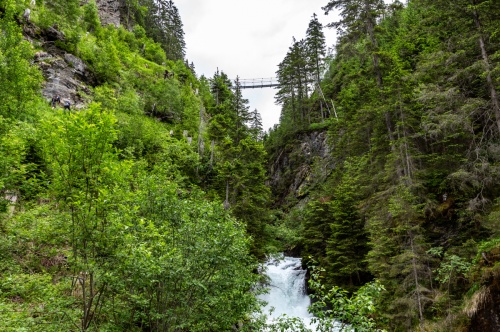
[{"left": 232, "top": 78, "right": 280, "bottom": 89}]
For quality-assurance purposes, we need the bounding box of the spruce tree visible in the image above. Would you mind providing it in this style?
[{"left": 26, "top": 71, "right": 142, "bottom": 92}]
[
  {"left": 305, "top": 13, "right": 326, "bottom": 86},
  {"left": 138, "top": 0, "right": 186, "bottom": 61},
  {"left": 233, "top": 76, "right": 251, "bottom": 144},
  {"left": 325, "top": 158, "right": 372, "bottom": 291},
  {"left": 249, "top": 108, "right": 263, "bottom": 140},
  {"left": 276, "top": 38, "right": 310, "bottom": 127},
  {"left": 205, "top": 71, "right": 270, "bottom": 256},
  {"left": 305, "top": 13, "right": 328, "bottom": 121}
]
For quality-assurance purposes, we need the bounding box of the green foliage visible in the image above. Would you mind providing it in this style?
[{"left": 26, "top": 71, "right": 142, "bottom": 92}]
[
  {"left": 267, "top": 0, "right": 500, "bottom": 330},
  {"left": 0, "top": 1, "right": 273, "bottom": 330},
  {"left": 136, "top": 0, "right": 186, "bottom": 61},
  {"left": 113, "top": 175, "right": 259, "bottom": 331},
  {"left": 308, "top": 263, "right": 386, "bottom": 331},
  {"left": 202, "top": 70, "right": 272, "bottom": 257},
  {"left": 0, "top": 119, "right": 27, "bottom": 193},
  {"left": 82, "top": 0, "right": 101, "bottom": 33},
  {"left": 0, "top": 8, "right": 42, "bottom": 119},
  {"left": 428, "top": 246, "right": 473, "bottom": 294},
  {"left": 325, "top": 157, "right": 372, "bottom": 290}
]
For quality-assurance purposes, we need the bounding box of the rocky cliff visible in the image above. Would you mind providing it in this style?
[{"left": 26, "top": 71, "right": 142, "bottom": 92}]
[
  {"left": 22, "top": 22, "right": 96, "bottom": 110},
  {"left": 467, "top": 248, "right": 500, "bottom": 332},
  {"left": 95, "top": 0, "right": 121, "bottom": 27},
  {"left": 20, "top": 1, "right": 124, "bottom": 109},
  {"left": 268, "top": 129, "right": 334, "bottom": 208}
]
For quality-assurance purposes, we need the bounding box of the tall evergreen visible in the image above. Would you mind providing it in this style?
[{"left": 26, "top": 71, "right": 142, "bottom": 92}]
[
  {"left": 127, "top": 0, "right": 186, "bottom": 61},
  {"left": 276, "top": 38, "right": 311, "bottom": 127},
  {"left": 249, "top": 108, "right": 263, "bottom": 140},
  {"left": 268, "top": 0, "right": 500, "bottom": 330},
  {"left": 233, "top": 76, "right": 252, "bottom": 144},
  {"left": 205, "top": 71, "right": 271, "bottom": 256},
  {"left": 305, "top": 13, "right": 328, "bottom": 120},
  {"left": 305, "top": 13, "right": 326, "bottom": 85}
]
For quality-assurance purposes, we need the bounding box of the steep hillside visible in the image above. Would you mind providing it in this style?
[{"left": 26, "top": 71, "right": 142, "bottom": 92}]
[
  {"left": 0, "top": 1, "right": 271, "bottom": 330},
  {"left": 265, "top": 0, "right": 500, "bottom": 331}
]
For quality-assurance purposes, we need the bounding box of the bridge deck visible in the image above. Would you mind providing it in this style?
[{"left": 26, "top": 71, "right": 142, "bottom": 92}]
[
  {"left": 232, "top": 78, "right": 279, "bottom": 89},
  {"left": 238, "top": 83, "right": 280, "bottom": 89}
]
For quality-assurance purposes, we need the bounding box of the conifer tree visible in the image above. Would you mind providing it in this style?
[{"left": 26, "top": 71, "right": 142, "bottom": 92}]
[
  {"left": 325, "top": 158, "right": 372, "bottom": 291},
  {"left": 418, "top": 0, "right": 500, "bottom": 136},
  {"left": 249, "top": 108, "right": 263, "bottom": 140},
  {"left": 305, "top": 13, "right": 326, "bottom": 86},
  {"left": 276, "top": 38, "right": 310, "bottom": 127},
  {"left": 324, "top": 0, "right": 395, "bottom": 139},
  {"left": 233, "top": 76, "right": 251, "bottom": 144},
  {"left": 135, "top": 0, "right": 186, "bottom": 61},
  {"left": 305, "top": 13, "right": 327, "bottom": 120},
  {"left": 205, "top": 71, "right": 270, "bottom": 256}
]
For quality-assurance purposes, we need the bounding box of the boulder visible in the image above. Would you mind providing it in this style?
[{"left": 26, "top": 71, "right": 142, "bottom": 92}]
[{"left": 45, "top": 25, "right": 65, "bottom": 41}]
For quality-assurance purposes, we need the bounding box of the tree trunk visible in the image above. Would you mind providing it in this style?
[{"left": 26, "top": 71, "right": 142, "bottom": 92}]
[
  {"left": 197, "top": 105, "right": 205, "bottom": 157},
  {"left": 223, "top": 180, "right": 230, "bottom": 210},
  {"left": 409, "top": 232, "right": 424, "bottom": 324},
  {"left": 471, "top": 5, "right": 500, "bottom": 134},
  {"left": 209, "top": 140, "right": 215, "bottom": 167},
  {"left": 365, "top": 5, "right": 399, "bottom": 174}
]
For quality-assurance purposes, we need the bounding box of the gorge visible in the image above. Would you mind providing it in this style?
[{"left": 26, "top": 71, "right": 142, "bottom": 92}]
[{"left": 1, "top": 0, "right": 500, "bottom": 331}]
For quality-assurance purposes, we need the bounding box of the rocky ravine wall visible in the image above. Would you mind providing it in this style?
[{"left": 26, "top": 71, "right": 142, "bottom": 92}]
[
  {"left": 95, "top": 0, "right": 122, "bottom": 27},
  {"left": 22, "top": 22, "right": 96, "bottom": 110},
  {"left": 467, "top": 249, "right": 500, "bottom": 332},
  {"left": 268, "top": 130, "right": 334, "bottom": 208},
  {"left": 21, "top": 1, "right": 123, "bottom": 109}
]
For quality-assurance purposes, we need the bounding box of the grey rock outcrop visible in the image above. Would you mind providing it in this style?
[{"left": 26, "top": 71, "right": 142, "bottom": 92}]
[
  {"left": 23, "top": 23, "right": 96, "bottom": 110},
  {"left": 20, "top": 0, "right": 126, "bottom": 111},
  {"left": 268, "top": 130, "right": 333, "bottom": 207},
  {"left": 35, "top": 50, "right": 94, "bottom": 110},
  {"left": 45, "top": 25, "right": 65, "bottom": 41},
  {"left": 95, "top": 0, "right": 122, "bottom": 27}
]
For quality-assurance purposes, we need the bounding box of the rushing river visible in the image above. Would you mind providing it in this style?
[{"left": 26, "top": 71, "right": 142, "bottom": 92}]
[{"left": 258, "top": 256, "right": 316, "bottom": 328}]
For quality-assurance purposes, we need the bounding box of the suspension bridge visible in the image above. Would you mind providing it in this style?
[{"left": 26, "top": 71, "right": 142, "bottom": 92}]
[
  {"left": 230, "top": 76, "right": 338, "bottom": 118},
  {"left": 232, "top": 77, "right": 279, "bottom": 89}
]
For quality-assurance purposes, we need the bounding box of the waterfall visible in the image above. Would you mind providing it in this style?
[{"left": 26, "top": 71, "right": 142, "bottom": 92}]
[{"left": 258, "top": 255, "right": 315, "bottom": 328}]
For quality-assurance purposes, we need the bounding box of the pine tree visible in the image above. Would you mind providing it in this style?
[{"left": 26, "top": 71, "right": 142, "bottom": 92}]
[
  {"left": 233, "top": 76, "right": 251, "bottom": 144},
  {"left": 204, "top": 71, "right": 270, "bottom": 256},
  {"left": 418, "top": 0, "right": 500, "bottom": 136},
  {"left": 324, "top": 0, "right": 396, "bottom": 142},
  {"left": 305, "top": 13, "right": 326, "bottom": 86},
  {"left": 138, "top": 0, "right": 186, "bottom": 61},
  {"left": 276, "top": 38, "right": 310, "bottom": 127},
  {"left": 249, "top": 108, "right": 263, "bottom": 140},
  {"left": 325, "top": 158, "right": 372, "bottom": 291},
  {"left": 305, "top": 13, "right": 328, "bottom": 121}
]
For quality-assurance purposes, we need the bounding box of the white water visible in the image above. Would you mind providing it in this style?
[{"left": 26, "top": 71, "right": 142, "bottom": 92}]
[{"left": 258, "top": 256, "right": 316, "bottom": 328}]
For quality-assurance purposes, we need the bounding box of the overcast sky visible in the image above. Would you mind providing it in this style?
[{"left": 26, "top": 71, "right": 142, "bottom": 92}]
[{"left": 174, "top": 0, "right": 339, "bottom": 132}]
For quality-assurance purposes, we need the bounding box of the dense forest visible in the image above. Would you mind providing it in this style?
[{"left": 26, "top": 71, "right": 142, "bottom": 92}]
[
  {"left": 0, "top": 0, "right": 272, "bottom": 330},
  {"left": 1, "top": 0, "right": 500, "bottom": 331},
  {"left": 266, "top": 0, "right": 500, "bottom": 331}
]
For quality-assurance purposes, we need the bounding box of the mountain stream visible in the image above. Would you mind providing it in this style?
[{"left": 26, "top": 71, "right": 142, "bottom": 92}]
[{"left": 258, "top": 256, "right": 316, "bottom": 329}]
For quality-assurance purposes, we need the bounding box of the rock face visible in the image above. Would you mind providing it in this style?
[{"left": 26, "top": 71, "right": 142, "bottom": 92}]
[
  {"left": 95, "top": 0, "right": 122, "bottom": 27},
  {"left": 35, "top": 49, "right": 95, "bottom": 110},
  {"left": 20, "top": 1, "right": 125, "bottom": 110},
  {"left": 468, "top": 251, "right": 500, "bottom": 332},
  {"left": 268, "top": 130, "right": 333, "bottom": 207},
  {"left": 23, "top": 23, "right": 96, "bottom": 110},
  {"left": 469, "top": 290, "right": 500, "bottom": 332}
]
